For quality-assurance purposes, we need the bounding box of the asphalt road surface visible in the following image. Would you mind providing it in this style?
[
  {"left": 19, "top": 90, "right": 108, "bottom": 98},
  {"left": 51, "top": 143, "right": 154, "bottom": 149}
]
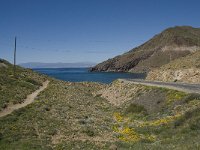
[{"left": 120, "top": 79, "right": 200, "bottom": 94}]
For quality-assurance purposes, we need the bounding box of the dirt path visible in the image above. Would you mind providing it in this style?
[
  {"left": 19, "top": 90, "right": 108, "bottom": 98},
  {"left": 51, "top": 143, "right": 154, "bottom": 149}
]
[
  {"left": 120, "top": 79, "right": 200, "bottom": 94},
  {"left": 0, "top": 80, "right": 49, "bottom": 117}
]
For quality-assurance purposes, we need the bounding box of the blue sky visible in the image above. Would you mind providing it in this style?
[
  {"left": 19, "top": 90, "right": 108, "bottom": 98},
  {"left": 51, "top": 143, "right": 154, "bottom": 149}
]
[{"left": 0, "top": 0, "right": 200, "bottom": 64}]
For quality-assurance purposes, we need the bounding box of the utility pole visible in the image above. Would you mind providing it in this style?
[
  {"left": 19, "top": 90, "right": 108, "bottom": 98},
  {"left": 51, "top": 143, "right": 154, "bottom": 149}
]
[{"left": 14, "top": 37, "right": 17, "bottom": 77}]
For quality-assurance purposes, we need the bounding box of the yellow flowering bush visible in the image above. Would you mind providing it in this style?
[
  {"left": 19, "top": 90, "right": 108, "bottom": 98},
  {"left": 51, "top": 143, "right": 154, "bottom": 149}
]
[
  {"left": 113, "top": 112, "right": 158, "bottom": 142},
  {"left": 139, "top": 114, "right": 181, "bottom": 127},
  {"left": 167, "top": 91, "right": 187, "bottom": 104},
  {"left": 113, "top": 112, "right": 123, "bottom": 122},
  {"left": 146, "top": 135, "right": 156, "bottom": 142},
  {"left": 116, "top": 126, "right": 141, "bottom": 142},
  {"left": 113, "top": 125, "right": 157, "bottom": 142}
]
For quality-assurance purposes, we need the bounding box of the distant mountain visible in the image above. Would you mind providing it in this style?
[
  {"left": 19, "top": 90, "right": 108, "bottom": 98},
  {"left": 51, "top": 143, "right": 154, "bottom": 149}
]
[
  {"left": 19, "top": 62, "right": 96, "bottom": 68},
  {"left": 90, "top": 26, "right": 200, "bottom": 73}
]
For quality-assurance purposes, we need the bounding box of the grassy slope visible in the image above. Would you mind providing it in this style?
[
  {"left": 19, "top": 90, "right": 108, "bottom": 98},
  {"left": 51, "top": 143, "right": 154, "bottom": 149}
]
[
  {"left": 0, "top": 59, "right": 47, "bottom": 111},
  {"left": 0, "top": 80, "right": 116, "bottom": 150},
  {"left": 0, "top": 77, "right": 200, "bottom": 149}
]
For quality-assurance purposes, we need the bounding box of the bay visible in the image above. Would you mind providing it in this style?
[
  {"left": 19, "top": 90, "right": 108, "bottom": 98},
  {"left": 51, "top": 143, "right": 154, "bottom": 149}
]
[{"left": 33, "top": 68, "right": 146, "bottom": 84}]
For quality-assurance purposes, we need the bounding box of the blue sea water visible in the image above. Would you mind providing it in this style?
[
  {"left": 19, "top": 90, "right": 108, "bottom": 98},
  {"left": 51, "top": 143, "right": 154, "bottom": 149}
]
[{"left": 33, "top": 68, "right": 146, "bottom": 84}]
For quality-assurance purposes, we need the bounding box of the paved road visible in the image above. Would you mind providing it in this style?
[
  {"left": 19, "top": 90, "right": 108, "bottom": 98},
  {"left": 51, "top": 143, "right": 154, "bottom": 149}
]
[{"left": 119, "top": 79, "right": 200, "bottom": 94}]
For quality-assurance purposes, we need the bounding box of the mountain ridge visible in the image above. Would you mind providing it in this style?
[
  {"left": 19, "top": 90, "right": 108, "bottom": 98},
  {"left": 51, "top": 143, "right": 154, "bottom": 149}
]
[{"left": 90, "top": 26, "right": 200, "bottom": 73}]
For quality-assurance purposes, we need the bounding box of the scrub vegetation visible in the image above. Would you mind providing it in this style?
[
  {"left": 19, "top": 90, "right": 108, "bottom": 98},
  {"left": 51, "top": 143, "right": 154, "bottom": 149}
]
[
  {"left": 0, "top": 59, "right": 46, "bottom": 111},
  {"left": 0, "top": 60, "right": 200, "bottom": 149}
]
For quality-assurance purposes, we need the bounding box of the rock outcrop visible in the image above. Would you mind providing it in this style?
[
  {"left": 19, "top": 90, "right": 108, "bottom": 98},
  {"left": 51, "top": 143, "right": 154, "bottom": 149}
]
[
  {"left": 146, "top": 50, "right": 200, "bottom": 83},
  {"left": 147, "top": 68, "right": 200, "bottom": 83}
]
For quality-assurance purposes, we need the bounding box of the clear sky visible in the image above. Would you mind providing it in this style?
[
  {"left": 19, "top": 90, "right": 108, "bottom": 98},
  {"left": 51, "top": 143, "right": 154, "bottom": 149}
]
[{"left": 0, "top": 0, "right": 200, "bottom": 64}]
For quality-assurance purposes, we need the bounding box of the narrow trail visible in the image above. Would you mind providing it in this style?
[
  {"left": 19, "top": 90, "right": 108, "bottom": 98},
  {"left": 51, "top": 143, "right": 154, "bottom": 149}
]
[
  {"left": 0, "top": 80, "right": 49, "bottom": 118},
  {"left": 120, "top": 79, "right": 200, "bottom": 94}
]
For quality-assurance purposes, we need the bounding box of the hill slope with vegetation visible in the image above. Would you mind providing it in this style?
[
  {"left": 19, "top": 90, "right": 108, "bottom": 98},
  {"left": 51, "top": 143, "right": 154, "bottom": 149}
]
[
  {"left": 0, "top": 59, "right": 47, "bottom": 111},
  {"left": 90, "top": 26, "right": 200, "bottom": 73},
  {"left": 1, "top": 60, "right": 200, "bottom": 149}
]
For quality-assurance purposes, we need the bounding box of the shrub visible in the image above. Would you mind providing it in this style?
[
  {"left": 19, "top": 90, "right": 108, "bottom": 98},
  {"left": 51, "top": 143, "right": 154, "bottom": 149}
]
[
  {"left": 174, "top": 108, "right": 200, "bottom": 128},
  {"left": 83, "top": 128, "right": 95, "bottom": 137},
  {"left": 190, "top": 117, "right": 200, "bottom": 130},
  {"left": 25, "top": 78, "right": 41, "bottom": 86},
  {"left": 184, "top": 93, "right": 200, "bottom": 103},
  {"left": 0, "top": 132, "right": 3, "bottom": 140},
  {"left": 125, "top": 103, "right": 147, "bottom": 114}
]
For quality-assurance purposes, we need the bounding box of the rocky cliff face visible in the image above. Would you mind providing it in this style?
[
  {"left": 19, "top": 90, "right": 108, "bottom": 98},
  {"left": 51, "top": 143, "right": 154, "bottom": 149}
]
[
  {"left": 91, "top": 26, "right": 200, "bottom": 73},
  {"left": 146, "top": 68, "right": 200, "bottom": 83},
  {"left": 146, "top": 50, "right": 200, "bottom": 83}
]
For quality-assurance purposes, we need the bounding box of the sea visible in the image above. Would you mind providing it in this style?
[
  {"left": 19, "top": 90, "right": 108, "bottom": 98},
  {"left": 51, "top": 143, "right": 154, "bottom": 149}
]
[{"left": 33, "top": 68, "right": 146, "bottom": 84}]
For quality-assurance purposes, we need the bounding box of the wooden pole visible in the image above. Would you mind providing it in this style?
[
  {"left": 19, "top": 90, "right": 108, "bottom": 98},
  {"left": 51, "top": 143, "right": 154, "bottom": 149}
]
[{"left": 14, "top": 37, "right": 17, "bottom": 77}]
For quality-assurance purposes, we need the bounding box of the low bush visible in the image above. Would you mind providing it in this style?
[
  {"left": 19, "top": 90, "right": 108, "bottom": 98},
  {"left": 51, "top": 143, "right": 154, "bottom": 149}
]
[
  {"left": 184, "top": 93, "right": 200, "bottom": 103},
  {"left": 25, "top": 78, "right": 42, "bottom": 86},
  {"left": 174, "top": 107, "right": 200, "bottom": 128},
  {"left": 83, "top": 127, "right": 95, "bottom": 137},
  {"left": 125, "top": 103, "right": 147, "bottom": 114}
]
